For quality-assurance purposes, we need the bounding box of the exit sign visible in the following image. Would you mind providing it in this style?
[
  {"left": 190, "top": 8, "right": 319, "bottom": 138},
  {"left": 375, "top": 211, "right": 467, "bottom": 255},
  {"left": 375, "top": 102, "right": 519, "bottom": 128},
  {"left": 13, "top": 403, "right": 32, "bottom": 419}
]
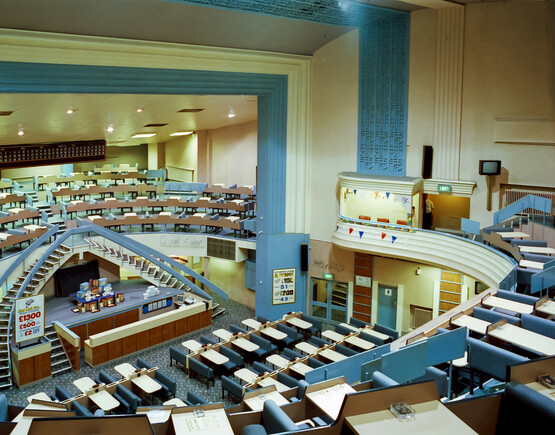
[
  {"left": 438, "top": 184, "right": 452, "bottom": 194},
  {"left": 323, "top": 273, "right": 334, "bottom": 280}
]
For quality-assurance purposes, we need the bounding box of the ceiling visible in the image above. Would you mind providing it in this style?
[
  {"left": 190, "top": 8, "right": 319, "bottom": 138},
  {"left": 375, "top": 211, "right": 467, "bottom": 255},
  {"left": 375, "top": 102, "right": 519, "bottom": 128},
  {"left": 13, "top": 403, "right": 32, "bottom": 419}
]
[{"left": 0, "top": 94, "right": 258, "bottom": 147}]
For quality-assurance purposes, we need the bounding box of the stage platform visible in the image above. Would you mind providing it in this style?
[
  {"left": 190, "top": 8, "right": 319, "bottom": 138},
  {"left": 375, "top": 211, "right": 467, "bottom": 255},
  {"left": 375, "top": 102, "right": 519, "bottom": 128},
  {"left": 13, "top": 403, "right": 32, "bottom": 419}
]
[{"left": 44, "top": 278, "right": 184, "bottom": 328}]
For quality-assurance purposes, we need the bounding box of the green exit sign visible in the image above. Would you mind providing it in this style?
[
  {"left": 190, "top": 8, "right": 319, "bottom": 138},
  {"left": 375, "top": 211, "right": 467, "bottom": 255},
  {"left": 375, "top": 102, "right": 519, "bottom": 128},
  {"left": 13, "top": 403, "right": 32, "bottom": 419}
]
[
  {"left": 438, "top": 184, "right": 452, "bottom": 194},
  {"left": 323, "top": 273, "right": 334, "bottom": 280}
]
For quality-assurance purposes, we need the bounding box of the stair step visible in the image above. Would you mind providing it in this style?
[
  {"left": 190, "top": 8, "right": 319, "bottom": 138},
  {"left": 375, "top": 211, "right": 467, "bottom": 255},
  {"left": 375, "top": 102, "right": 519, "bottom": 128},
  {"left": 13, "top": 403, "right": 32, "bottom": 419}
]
[{"left": 212, "top": 308, "right": 226, "bottom": 318}]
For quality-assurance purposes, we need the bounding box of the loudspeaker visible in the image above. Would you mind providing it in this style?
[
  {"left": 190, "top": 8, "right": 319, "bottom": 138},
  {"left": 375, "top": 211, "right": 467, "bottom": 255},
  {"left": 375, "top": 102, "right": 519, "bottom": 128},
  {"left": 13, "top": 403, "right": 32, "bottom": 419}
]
[
  {"left": 422, "top": 145, "right": 433, "bottom": 179},
  {"left": 300, "top": 243, "right": 308, "bottom": 272}
]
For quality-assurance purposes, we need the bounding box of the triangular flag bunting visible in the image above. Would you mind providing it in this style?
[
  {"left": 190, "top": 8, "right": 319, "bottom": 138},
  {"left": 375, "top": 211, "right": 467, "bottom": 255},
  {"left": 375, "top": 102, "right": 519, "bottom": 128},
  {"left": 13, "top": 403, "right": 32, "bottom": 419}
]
[
  {"left": 392, "top": 236, "right": 397, "bottom": 243},
  {"left": 336, "top": 225, "right": 338, "bottom": 231},
  {"left": 349, "top": 228, "right": 354, "bottom": 235},
  {"left": 381, "top": 232, "right": 386, "bottom": 239},
  {"left": 386, "top": 192, "right": 390, "bottom": 199},
  {"left": 354, "top": 189, "right": 357, "bottom": 194},
  {"left": 359, "top": 231, "right": 364, "bottom": 238}
]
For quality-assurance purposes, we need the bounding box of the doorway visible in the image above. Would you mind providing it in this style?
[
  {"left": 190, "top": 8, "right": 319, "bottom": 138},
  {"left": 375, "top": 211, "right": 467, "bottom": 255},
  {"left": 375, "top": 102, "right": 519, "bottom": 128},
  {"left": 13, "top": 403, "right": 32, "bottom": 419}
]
[
  {"left": 310, "top": 278, "right": 348, "bottom": 324},
  {"left": 377, "top": 285, "right": 397, "bottom": 329}
]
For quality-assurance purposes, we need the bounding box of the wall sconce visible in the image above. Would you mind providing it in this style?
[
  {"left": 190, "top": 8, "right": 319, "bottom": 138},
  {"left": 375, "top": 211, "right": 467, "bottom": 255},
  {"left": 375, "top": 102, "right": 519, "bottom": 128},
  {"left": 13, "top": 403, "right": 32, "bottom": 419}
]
[{"left": 415, "top": 267, "right": 421, "bottom": 276}]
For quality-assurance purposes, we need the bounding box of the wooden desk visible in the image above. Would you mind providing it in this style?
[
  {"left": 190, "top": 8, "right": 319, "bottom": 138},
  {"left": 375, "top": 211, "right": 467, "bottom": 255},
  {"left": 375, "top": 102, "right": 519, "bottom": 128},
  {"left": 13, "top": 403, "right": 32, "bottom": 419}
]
[
  {"left": 306, "top": 382, "right": 356, "bottom": 420},
  {"left": 26, "top": 392, "right": 51, "bottom": 403},
  {"left": 200, "top": 349, "right": 229, "bottom": 365},
  {"left": 244, "top": 390, "right": 289, "bottom": 411},
  {"left": 519, "top": 246, "right": 555, "bottom": 255},
  {"left": 232, "top": 337, "right": 259, "bottom": 353},
  {"left": 171, "top": 405, "right": 234, "bottom": 434},
  {"left": 295, "top": 342, "right": 319, "bottom": 355},
  {"left": 482, "top": 295, "right": 534, "bottom": 315},
  {"left": 322, "top": 330, "right": 345, "bottom": 342},
  {"left": 183, "top": 339, "right": 203, "bottom": 353},
  {"left": 289, "top": 362, "right": 313, "bottom": 377},
  {"left": 535, "top": 300, "right": 555, "bottom": 317},
  {"left": 89, "top": 389, "right": 120, "bottom": 412},
  {"left": 339, "top": 323, "right": 359, "bottom": 332},
  {"left": 256, "top": 377, "right": 290, "bottom": 393},
  {"left": 260, "top": 326, "right": 287, "bottom": 341},
  {"left": 519, "top": 259, "right": 544, "bottom": 269},
  {"left": 73, "top": 376, "right": 96, "bottom": 393},
  {"left": 344, "top": 400, "right": 477, "bottom": 434},
  {"left": 318, "top": 348, "right": 347, "bottom": 362},
  {"left": 525, "top": 381, "right": 555, "bottom": 402},
  {"left": 451, "top": 314, "right": 491, "bottom": 335},
  {"left": 213, "top": 329, "right": 233, "bottom": 341},
  {"left": 132, "top": 373, "right": 162, "bottom": 394},
  {"left": 286, "top": 317, "right": 312, "bottom": 330},
  {"left": 361, "top": 326, "right": 391, "bottom": 341},
  {"left": 266, "top": 354, "right": 290, "bottom": 370},
  {"left": 242, "top": 318, "right": 261, "bottom": 330},
  {"left": 234, "top": 368, "right": 259, "bottom": 384},
  {"left": 495, "top": 231, "right": 530, "bottom": 239},
  {"left": 345, "top": 335, "right": 375, "bottom": 351},
  {"left": 114, "top": 362, "right": 138, "bottom": 378},
  {"left": 488, "top": 323, "right": 555, "bottom": 356}
]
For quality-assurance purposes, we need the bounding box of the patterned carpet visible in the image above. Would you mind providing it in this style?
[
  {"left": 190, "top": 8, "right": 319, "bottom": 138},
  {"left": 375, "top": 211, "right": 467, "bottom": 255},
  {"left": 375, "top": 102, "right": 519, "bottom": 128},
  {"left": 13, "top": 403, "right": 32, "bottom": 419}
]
[{"left": 5, "top": 293, "right": 255, "bottom": 408}]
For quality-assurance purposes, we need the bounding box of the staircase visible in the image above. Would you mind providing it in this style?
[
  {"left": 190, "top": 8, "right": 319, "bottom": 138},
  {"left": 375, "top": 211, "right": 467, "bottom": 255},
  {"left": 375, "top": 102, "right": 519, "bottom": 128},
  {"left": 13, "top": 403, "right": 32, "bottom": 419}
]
[
  {"left": 212, "top": 303, "right": 226, "bottom": 318},
  {"left": 86, "top": 239, "right": 193, "bottom": 292},
  {"left": 45, "top": 325, "right": 72, "bottom": 377}
]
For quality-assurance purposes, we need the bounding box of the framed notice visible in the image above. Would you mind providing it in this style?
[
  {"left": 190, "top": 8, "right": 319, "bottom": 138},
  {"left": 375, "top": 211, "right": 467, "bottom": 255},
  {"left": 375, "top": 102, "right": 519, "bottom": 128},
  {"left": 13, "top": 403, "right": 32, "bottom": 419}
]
[
  {"left": 14, "top": 294, "right": 45, "bottom": 343},
  {"left": 272, "top": 268, "right": 296, "bottom": 305}
]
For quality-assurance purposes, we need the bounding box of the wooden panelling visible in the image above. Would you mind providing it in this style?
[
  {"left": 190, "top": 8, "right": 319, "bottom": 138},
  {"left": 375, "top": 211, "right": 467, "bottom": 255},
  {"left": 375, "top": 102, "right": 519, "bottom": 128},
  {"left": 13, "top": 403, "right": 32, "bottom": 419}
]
[
  {"left": 149, "top": 326, "right": 163, "bottom": 346},
  {"left": 198, "top": 310, "right": 212, "bottom": 328},
  {"left": 355, "top": 258, "right": 373, "bottom": 269},
  {"left": 188, "top": 314, "right": 199, "bottom": 332},
  {"left": 114, "top": 309, "right": 139, "bottom": 328},
  {"left": 122, "top": 335, "right": 136, "bottom": 355},
  {"left": 354, "top": 285, "right": 371, "bottom": 296},
  {"left": 354, "top": 266, "right": 372, "bottom": 277},
  {"left": 93, "top": 344, "right": 107, "bottom": 365},
  {"left": 162, "top": 322, "right": 176, "bottom": 341},
  {"left": 353, "top": 312, "right": 372, "bottom": 323},
  {"left": 440, "top": 281, "right": 462, "bottom": 292},
  {"left": 107, "top": 339, "right": 123, "bottom": 361},
  {"left": 441, "top": 271, "right": 462, "bottom": 283},
  {"left": 355, "top": 252, "right": 373, "bottom": 260},
  {"left": 175, "top": 318, "right": 188, "bottom": 336},
  {"left": 353, "top": 294, "right": 372, "bottom": 305},
  {"left": 17, "top": 358, "right": 34, "bottom": 386},
  {"left": 136, "top": 331, "right": 150, "bottom": 351},
  {"left": 354, "top": 304, "right": 372, "bottom": 315},
  {"left": 34, "top": 353, "right": 51, "bottom": 380},
  {"left": 439, "top": 301, "right": 458, "bottom": 312},
  {"left": 70, "top": 324, "right": 87, "bottom": 347},
  {"left": 89, "top": 316, "right": 114, "bottom": 336},
  {"left": 440, "top": 292, "right": 461, "bottom": 303}
]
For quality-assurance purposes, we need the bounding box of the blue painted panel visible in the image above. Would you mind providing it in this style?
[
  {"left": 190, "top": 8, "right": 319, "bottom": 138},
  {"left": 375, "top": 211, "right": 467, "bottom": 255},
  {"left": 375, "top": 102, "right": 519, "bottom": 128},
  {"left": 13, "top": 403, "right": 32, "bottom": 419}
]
[
  {"left": 426, "top": 327, "right": 467, "bottom": 366},
  {"left": 360, "top": 358, "right": 383, "bottom": 383},
  {"left": 245, "top": 259, "right": 256, "bottom": 291},
  {"left": 378, "top": 286, "right": 397, "bottom": 330},
  {"left": 255, "top": 233, "right": 309, "bottom": 320},
  {"left": 382, "top": 341, "right": 427, "bottom": 383},
  {"left": 306, "top": 343, "right": 391, "bottom": 384},
  {"left": 461, "top": 218, "right": 481, "bottom": 235}
]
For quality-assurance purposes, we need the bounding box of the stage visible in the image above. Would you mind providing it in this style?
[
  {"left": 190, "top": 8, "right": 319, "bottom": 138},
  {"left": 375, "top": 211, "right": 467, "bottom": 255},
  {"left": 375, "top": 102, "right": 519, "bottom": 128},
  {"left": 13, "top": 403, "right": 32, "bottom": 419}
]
[{"left": 44, "top": 278, "right": 184, "bottom": 329}]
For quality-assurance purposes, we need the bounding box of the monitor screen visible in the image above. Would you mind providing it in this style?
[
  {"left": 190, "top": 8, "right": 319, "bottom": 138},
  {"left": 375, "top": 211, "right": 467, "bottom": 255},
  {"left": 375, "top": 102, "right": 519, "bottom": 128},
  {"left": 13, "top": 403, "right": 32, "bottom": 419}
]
[{"left": 479, "top": 160, "right": 501, "bottom": 175}]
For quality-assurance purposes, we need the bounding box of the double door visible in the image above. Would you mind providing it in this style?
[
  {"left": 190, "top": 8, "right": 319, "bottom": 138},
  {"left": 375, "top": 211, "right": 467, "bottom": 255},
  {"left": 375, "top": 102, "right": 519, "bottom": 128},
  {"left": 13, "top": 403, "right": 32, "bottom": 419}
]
[{"left": 311, "top": 278, "right": 348, "bottom": 324}]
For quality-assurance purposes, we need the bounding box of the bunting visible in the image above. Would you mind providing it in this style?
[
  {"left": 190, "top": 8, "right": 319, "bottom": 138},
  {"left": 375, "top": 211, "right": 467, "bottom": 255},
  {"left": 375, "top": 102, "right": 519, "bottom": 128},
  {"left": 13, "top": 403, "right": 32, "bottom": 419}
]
[
  {"left": 392, "top": 236, "right": 397, "bottom": 244},
  {"left": 359, "top": 231, "right": 364, "bottom": 238},
  {"left": 349, "top": 228, "right": 354, "bottom": 235},
  {"left": 381, "top": 232, "right": 386, "bottom": 239}
]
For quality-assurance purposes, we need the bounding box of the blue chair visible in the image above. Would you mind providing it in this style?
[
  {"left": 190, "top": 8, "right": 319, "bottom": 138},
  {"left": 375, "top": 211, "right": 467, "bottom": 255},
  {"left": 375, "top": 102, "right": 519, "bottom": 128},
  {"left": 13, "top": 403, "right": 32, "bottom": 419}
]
[
  {"left": 520, "top": 314, "right": 555, "bottom": 340},
  {"left": 308, "top": 336, "right": 328, "bottom": 347},
  {"left": 200, "top": 335, "right": 218, "bottom": 345},
  {"left": 256, "top": 315, "right": 271, "bottom": 323},
  {"left": 282, "top": 348, "right": 302, "bottom": 360},
  {"left": 277, "top": 372, "right": 298, "bottom": 389},
  {"left": 98, "top": 369, "right": 118, "bottom": 384},
  {"left": 252, "top": 361, "right": 273, "bottom": 375},
  {"left": 230, "top": 323, "right": 249, "bottom": 334},
  {"left": 53, "top": 385, "right": 73, "bottom": 401},
  {"left": 335, "top": 324, "right": 354, "bottom": 336},
  {"left": 185, "top": 391, "right": 208, "bottom": 406},
  {"left": 349, "top": 317, "right": 372, "bottom": 328},
  {"left": 413, "top": 367, "right": 449, "bottom": 397},
  {"left": 137, "top": 357, "right": 177, "bottom": 400},
  {"left": 373, "top": 323, "right": 398, "bottom": 340},
  {"left": 335, "top": 343, "right": 358, "bottom": 357},
  {"left": 360, "top": 331, "right": 387, "bottom": 346},
  {"left": 116, "top": 384, "right": 142, "bottom": 412},
  {"left": 261, "top": 399, "right": 299, "bottom": 434},
  {"left": 307, "top": 357, "right": 326, "bottom": 368},
  {"left": 472, "top": 306, "right": 519, "bottom": 325},
  {"left": 371, "top": 371, "right": 399, "bottom": 388},
  {"left": 496, "top": 289, "right": 538, "bottom": 306},
  {"left": 188, "top": 357, "right": 215, "bottom": 388},
  {"left": 219, "top": 346, "right": 244, "bottom": 375},
  {"left": 221, "top": 375, "right": 251, "bottom": 402},
  {"left": 276, "top": 323, "right": 303, "bottom": 347},
  {"left": 250, "top": 334, "right": 278, "bottom": 358},
  {"left": 72, "top": 401, "right": 93, "bottom": 417},
  {"left": 301, "top": 314, "right": 322, "bottom": 337},
  {"left": 0, "top": 395, "right": 8, "bottom": 422}
]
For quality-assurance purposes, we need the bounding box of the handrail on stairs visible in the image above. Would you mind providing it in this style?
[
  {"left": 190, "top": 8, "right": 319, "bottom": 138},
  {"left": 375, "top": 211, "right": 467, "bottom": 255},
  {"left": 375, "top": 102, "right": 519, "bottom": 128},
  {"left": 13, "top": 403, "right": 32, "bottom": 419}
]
[{"left": 493, "top": 194, "right": 551, "bottom": 225}]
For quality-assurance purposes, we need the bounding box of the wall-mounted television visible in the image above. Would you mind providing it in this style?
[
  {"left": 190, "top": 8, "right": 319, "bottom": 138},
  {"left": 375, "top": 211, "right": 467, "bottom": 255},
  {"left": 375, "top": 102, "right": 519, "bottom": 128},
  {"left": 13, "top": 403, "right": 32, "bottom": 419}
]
[{"left": 479, "top": 160, "right": 501, "bottom": 175}]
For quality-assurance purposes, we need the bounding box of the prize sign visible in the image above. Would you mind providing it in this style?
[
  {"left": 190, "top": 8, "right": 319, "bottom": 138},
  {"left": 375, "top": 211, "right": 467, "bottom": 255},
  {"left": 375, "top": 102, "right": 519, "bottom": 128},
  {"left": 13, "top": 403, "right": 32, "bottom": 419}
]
[
  {"left": 15, "top": 294, "right": 44, "bottom": 343},
  {"left": 272, "top": 268, "right": 296, "bottom": 305}
]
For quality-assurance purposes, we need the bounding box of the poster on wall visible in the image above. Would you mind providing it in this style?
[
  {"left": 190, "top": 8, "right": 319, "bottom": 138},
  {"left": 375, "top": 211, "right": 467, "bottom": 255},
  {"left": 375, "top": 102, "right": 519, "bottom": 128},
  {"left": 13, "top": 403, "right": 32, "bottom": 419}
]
[
  {"left": 272, "top": 268, "right": 296, "bottom": 305},
  {"left": 14, "top": 294, "right": 45, "bottom": 343}
]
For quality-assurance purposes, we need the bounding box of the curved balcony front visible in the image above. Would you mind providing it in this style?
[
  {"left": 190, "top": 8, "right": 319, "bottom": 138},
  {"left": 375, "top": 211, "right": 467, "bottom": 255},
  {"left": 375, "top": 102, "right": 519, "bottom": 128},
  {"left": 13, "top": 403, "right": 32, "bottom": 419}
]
[{"left": 332, "top": 216, "right": 516, "bottom": 288}]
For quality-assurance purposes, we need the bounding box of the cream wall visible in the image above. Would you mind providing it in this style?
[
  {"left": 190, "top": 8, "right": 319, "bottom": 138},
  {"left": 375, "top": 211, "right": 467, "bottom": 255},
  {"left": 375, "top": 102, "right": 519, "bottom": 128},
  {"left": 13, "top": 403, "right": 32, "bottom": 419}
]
[
  {"left": 164, "top": 133, "right": 197, "bottom": 182},
  {"left": 407, "top": 3, "right": 555, "bottom": 227},
  {"left": 197, "top": 120, "right": 257, "bottom": 186},
  {"left": 206, "top": 257, "right": 253, "bottom": 309},
  {"left": 1, "top": 164, "right": 64, "bottom": 179},
  {"left": 309, "top": 29, "right": 359, "bottom": 241},
  {"left": 75, "top": 144, "right": 148, "bottom": 172}
]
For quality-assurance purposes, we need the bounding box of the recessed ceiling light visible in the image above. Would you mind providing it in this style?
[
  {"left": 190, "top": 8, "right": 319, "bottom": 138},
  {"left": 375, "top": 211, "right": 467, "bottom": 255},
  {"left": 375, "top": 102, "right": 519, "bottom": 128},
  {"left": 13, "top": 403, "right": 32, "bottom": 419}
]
[
  {"left": 228, "top": 110, "right": 235, "bottom": 119},
  {"left": 17, "top": 127, "right": 24, "bottom": 136},
  {"left": 66, "top": 108, "right": 76, "bottom": 114},
  {"left": 169, "top": 131, "right": 194, "bottom": 137},
  {"left": 131, "top": 132, "right": 157, "bottom": 138},
  {"left": 107, "top": 124, "right": 114, "bottom": 133},
  {"left": 136, "top": 107, "right": 143, "bottom": 113}
]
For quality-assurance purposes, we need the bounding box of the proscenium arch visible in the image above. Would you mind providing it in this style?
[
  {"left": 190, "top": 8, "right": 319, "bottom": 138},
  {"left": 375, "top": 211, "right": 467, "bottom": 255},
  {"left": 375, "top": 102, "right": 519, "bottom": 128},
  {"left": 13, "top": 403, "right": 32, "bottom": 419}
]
[{"left": 0, "top": 61, "right": 287, "bottom": 236}]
